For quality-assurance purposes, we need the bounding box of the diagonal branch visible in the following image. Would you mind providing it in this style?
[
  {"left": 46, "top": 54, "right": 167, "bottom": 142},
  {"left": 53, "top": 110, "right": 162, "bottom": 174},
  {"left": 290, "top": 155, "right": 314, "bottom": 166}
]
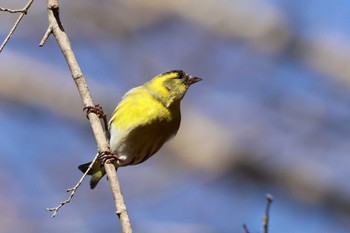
[
  {"left": 242, "top": 224, "right": 250, "bottom": 233},
  {"left": 0, "top": 0, "right": 34, "bottom": 53},
  {"left": 40, "top": 1, "right": 132, "bottom": 232},
  {"left": 45, "top": 153, "right": 99, "bottom": 217}
]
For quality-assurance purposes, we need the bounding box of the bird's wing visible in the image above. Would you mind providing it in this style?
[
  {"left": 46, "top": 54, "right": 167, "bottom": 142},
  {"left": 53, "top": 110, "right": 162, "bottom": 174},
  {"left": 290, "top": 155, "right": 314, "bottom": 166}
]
[{"left": 108, "top": 86, "right": 170, "bottom": 130}]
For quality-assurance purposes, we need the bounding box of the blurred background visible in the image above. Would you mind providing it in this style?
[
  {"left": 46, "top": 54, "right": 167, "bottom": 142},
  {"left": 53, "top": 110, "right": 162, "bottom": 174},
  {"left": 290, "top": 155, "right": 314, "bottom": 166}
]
[{"left": 1, "top": 0, "right": 350, "bottom": 232}]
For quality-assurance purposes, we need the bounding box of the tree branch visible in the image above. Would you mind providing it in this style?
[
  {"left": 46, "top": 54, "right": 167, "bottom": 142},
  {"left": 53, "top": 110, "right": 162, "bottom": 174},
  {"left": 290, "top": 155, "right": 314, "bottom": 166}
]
[
  {"left": 41, "top": 1, "right": 132, "bottom": 232},
  {"left": 0, "top": 0, "right": 34, "bottom": 53},
  {"left": 242, "top": 224, "right": 250, "bottom": 233},
  {"left": 243, "top": 193, "right": 273, "bottom": 233},
  {"left": 263, "top": 193, "right": 273, "bottom": 233},
  {"left": 45, "top": 153, "right": 99, "bottom": 217}
]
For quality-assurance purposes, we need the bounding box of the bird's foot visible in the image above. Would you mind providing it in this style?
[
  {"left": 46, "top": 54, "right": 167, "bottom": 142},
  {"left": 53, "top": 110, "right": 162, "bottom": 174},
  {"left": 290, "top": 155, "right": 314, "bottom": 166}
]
[
  {"left": 83, "top": 104, "right": 108, "bottom": 131},
  {"left": 98, "top": 150, "right": 120, "bottom": 165}
]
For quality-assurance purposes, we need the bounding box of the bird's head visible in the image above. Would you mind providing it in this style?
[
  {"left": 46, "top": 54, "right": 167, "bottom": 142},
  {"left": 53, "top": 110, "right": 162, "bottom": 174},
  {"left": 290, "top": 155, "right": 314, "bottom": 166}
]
[{"left": 146, "top": 70, "right": 202, "bottom": 107}]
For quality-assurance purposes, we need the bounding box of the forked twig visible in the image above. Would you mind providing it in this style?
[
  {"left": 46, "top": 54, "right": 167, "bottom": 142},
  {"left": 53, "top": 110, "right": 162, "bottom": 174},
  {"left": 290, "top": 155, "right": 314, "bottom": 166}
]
[
  {"left": 243, "top": 193, "right": 274, "bottom": 233},
  {"left": 45, "top": 154, "right": 99, "bottom": 217},
  {"left": 0, "top": 0, "right": 34, "bottom": 53}
]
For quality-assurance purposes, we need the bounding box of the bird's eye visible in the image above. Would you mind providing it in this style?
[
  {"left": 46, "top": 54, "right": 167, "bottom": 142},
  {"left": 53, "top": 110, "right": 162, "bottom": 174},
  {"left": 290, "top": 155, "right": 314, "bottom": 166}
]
[
  {"left": 179, "top": 73, "right": 188, "bottom": 81},
  {"left": 173, "top": 73, "right": 184, "bottom": 80}
]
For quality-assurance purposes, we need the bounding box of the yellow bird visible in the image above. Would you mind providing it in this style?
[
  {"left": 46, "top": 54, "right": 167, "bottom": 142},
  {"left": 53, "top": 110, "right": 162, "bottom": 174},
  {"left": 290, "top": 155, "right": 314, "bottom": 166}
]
[{"left": 78, "top": 70, "right": 201, "bottom": 189}]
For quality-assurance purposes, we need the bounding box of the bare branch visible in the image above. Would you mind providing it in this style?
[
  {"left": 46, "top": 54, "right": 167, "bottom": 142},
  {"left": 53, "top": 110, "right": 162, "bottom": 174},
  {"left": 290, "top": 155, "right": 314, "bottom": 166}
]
[
  {"left": 0, "top": 7, "right": 26, "bottom": 13},
  {"left": 0, "top": 0, "right": 34, "bottom": 53},
  {"left": 263, "top": 193, "right": 273, "bottom": 233},
  {"left": 105, "top": 163, "right": 131, "bottom": 228},
  {"left": 243, "top": 193, "right": 273, "bottom": 233},
  {"left": 41, "top": 1, "right": 133, "bottom": 232},
  {"left": 39, "top": 27, "right": 52, "bottom": 47},
  {"left": 45, "top": 154, "right": 99, "bottom": 217},
  {"left": 242, "top": 224, "right": 250, "bottom": 233}
]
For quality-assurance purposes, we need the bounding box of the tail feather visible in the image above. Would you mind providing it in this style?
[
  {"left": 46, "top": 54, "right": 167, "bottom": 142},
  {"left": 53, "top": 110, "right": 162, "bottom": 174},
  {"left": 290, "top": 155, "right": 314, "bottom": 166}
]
[
  {"left": 78, "top": 161, "right": 106, "bottom": 190},
  {"left": 90, "top": 170, "right": 104, "bottom": 189},
  {"left": 78, "top": 162, "right": 94, "bottom": 175}
]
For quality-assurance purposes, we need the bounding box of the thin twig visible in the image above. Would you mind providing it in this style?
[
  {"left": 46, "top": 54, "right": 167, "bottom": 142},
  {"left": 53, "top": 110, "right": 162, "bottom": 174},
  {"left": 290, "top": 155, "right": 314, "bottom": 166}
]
[
  {"left": 243, "top": 194, "right": 274, "bottom": 233},
  {"left": 0, "top": 0, "right": 34, "bottom": 53},
  {"left": 243, "top": 224, "right": 250, "bottom": 233},
  {"left": 39, "top": 27, "right": 52, "bottom": 47},
  {"left": 41, "top": 1, "right": 132, "bottom": 232},
  {"left": 263, "top": 193, "right": 273, "bottom": 233},
  {"left": 0, "top": 7, "right": 27, "bottom": 13},
  {"left": 45, "top": 154, "right": 99, "bottom": 217}
]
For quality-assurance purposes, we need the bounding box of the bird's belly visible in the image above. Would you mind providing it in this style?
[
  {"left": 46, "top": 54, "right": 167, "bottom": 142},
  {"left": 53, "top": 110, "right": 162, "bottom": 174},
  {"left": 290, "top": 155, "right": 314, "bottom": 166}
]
[{"left": 109, "top": 120, "right": 179, "bottom": 166}]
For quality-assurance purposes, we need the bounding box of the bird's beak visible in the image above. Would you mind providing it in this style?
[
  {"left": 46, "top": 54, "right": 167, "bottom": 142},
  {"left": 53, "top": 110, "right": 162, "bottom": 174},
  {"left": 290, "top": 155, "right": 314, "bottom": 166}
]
[{"left": 187, "top": 76, "right": 202, "bottom": 85}]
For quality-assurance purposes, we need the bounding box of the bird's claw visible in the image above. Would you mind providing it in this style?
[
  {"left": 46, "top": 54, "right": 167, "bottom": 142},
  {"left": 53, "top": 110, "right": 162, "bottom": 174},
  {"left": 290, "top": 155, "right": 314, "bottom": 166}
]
[
  {"left": 83, "top": 104, "right": 108, "bottom": 131},
  {"left": 98, "top": 150, "right": 120, "bottom": 165}
]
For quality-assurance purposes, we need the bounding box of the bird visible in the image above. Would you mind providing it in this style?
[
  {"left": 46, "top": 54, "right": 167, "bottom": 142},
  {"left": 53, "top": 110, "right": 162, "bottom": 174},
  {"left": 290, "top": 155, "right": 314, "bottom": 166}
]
[{"left": 78, "top": 70, "right": 202, "bottom": 189}]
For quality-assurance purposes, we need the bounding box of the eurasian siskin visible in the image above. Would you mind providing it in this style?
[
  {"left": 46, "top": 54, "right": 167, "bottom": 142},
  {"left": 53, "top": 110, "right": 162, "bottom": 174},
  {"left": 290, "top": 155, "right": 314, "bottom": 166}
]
[{"left": 78, "top": 70, "right": 201, "bottom": 189}]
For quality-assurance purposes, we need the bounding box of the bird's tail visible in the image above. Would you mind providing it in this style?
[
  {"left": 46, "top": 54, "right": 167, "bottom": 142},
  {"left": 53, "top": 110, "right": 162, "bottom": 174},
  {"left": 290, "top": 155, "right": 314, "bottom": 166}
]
[{"left": 78, "top": 161, "right": 106, "bottom": 189}]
